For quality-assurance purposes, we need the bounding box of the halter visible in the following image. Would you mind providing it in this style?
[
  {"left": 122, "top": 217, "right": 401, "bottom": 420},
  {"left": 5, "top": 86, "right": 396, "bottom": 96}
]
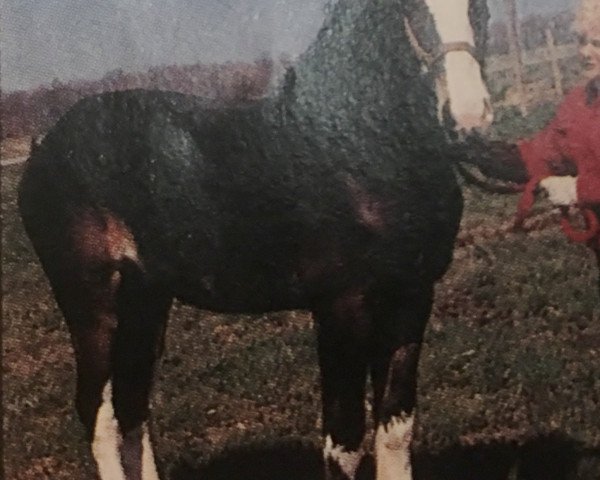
[{"left": 403, "top": 17, "right": 479, "bottom": 70}]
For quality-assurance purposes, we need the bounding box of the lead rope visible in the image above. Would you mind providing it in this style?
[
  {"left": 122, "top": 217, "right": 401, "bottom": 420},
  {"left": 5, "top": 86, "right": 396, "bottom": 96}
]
[
  {"left": 560, "top": 207, "right": 600, "bottom": 244},
  {"left": 455, "top": 208, "right": 600, "bottom": 249}
]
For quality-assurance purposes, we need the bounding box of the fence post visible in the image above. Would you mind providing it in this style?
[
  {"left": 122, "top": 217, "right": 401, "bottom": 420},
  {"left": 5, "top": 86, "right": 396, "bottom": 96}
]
[
  {"left": 545, "top": 23, "right": 564, "bottom": 99},
  {"left": 504, "top": 0, "right": 527, "bottom": 115}
]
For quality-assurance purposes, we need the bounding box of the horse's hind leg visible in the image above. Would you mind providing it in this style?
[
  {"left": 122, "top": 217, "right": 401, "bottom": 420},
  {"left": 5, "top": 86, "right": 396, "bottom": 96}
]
[
  {"left": 29, "top": 210, "right": 171, "bottom": 480},
  {"left": 369, "top": 285, "right": 433, "bottom": 480},
  {"left": 314, "top": 289, "right": 371, "bottom": 480},
  {"left": 108, "top": 264, "right": 171, "bottom": 480}
]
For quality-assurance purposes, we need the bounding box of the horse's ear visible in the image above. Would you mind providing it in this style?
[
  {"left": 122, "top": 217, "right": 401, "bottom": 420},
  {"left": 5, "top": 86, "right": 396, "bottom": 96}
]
[{"left": 469, "top": 0, "right": 490, "bottom": 64}]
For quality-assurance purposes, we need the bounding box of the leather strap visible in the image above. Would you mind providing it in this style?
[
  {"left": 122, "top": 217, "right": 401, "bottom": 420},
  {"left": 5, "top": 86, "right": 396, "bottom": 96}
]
[
  {"left": 404, "top": 17, "right": 479, "bottom": 68},
  {"left": 432, "top": 42, "right": 478, "bottom": 65}
]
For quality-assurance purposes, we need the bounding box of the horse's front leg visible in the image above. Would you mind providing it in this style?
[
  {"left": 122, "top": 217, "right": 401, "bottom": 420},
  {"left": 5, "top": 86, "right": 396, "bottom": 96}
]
[
  {"left": 314, "top": 289, "right": 371, "bottom": 480},
  {"left": 370, "top": 285, "right": 433, "bottom": 480}
]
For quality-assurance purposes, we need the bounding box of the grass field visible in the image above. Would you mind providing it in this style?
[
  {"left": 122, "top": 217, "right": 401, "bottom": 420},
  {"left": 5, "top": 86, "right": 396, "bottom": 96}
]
[{"left": 3, "top": 110, "right": 600, "bottom": 479}]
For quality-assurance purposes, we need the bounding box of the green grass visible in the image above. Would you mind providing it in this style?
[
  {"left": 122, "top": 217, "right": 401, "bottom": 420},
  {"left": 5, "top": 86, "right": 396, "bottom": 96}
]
[
  {"left": 3, "top": 128, "right": 600, "bottom": 479},
  {"left": 490, "top": 103, "right": 558, "bottom": 141}
]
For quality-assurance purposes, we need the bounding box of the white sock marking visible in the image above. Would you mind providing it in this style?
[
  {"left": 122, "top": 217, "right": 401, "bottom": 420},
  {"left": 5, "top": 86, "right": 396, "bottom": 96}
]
[
  {"left": 92, "top": 381, "right": 127, "bottom": 480},
  {"left": 375, "top": 414, "right": 415, "bottom": 480},
  {"left": 141, "top": 423, "right": 161, "bottom": 480},
  {"left": 324, "top": 435, "right": 361, "bottom": 479}
]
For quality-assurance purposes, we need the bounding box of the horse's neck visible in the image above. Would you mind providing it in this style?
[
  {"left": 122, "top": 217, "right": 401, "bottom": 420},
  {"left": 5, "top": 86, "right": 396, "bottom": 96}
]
[{"left": 272, "top": 0, "right": 438, "bottom": 134}]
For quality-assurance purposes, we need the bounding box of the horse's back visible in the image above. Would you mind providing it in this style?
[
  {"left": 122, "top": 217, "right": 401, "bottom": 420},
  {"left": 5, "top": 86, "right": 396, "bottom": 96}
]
[
  {"left": 17, "top": 90, "right": 312, "bottom": 304},
  {"left": 18, "top": 88, "right": 461, "bottom": 311},
  {"left": 18, "top": 90, "right": 219, "bottom": 272}
]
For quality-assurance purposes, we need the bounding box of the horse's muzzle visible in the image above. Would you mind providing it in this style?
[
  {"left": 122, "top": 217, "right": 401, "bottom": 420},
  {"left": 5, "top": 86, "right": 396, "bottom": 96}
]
[{"left": 452, "top": 96, "right": 494, "bottom": 134}]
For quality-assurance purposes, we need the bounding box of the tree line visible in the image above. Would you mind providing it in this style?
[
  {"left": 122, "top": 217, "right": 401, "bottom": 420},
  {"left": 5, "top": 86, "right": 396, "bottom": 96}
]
[
  {"left": 2, "top": 57, "right": 273, "bottom": 139},
  {"left": 2, "top": 9, "right": 576, "bottom": 141},
  {"left": 488, "top": 10, "right": 575, "bottom": 55}
]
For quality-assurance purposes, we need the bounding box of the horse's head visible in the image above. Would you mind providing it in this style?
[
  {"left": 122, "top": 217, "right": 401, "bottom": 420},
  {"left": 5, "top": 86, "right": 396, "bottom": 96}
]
[{"left": 405, "top": 0, "right": 493, "bottom": 133}]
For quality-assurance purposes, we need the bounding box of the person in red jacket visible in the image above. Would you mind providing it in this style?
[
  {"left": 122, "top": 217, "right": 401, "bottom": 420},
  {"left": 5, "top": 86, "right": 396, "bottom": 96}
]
[{"left": 515, "top": 0, "right": 600, "bottom": 258}]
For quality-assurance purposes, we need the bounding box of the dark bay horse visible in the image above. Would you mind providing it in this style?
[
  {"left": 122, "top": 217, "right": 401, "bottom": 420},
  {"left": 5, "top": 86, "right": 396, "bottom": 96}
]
[{"left": 18, "top": 1, "right": 493, "bottom": 479}]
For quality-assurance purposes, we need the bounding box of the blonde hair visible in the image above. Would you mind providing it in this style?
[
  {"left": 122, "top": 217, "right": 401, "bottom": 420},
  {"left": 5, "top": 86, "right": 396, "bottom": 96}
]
[{"left": 575, "top": 0, "right": 600, "bottom": 34}]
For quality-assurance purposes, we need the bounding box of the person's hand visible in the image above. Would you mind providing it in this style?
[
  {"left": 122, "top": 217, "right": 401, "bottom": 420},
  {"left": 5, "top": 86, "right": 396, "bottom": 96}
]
[{"left": 539, "top": 176, "right": 578, "bottom": 206}]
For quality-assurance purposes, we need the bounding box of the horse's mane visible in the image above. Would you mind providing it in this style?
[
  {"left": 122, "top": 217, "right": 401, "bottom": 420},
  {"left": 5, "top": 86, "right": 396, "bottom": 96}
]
[{"left": 469, "top": 0, "right": 491, "bottom": 64}]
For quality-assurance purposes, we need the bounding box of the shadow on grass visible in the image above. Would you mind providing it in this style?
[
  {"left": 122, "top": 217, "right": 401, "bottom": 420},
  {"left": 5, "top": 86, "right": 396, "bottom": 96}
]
[
  {"left": 169, "top": 437, "right": 600, "bottom": 480},
  {"left": 170, "top": 440, "right": 326, "bottom": 480}
]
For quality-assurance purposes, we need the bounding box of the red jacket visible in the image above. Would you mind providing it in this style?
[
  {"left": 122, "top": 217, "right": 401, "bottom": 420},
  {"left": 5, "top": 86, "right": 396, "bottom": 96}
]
[{"left": 516, "top": 78, "right": 600, "bottom": 242}]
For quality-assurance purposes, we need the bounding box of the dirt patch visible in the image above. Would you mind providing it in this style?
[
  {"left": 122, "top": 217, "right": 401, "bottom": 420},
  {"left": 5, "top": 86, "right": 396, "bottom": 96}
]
[{"left": 11, "top": 456, "right": 88, "bottom": 480}]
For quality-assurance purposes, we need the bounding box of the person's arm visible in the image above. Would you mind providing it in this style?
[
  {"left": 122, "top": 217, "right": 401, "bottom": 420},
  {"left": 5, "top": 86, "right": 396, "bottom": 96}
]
[{"left": 513, "top": 93, "right": 580, "bottom": 226}]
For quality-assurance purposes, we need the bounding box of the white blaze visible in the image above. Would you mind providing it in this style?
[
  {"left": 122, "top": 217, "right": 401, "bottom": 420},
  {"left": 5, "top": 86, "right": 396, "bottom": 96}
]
[
  {"left": 324, "top": 435, "right": 362, "bottom": 479},
  {"left": 374, "top": 414, "right": 414, "bottom": 480},
  {"left": 424, "top": 0, "right": 492, "bottom": 131},
  {"left": 141, "top": 423, "right": 161, "bottom": 480}
]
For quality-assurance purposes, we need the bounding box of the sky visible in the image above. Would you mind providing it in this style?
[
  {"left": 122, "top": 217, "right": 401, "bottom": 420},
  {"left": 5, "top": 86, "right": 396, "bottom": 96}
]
[{"left": 2, "top": 0, "right": 576, "bottom": 92}]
